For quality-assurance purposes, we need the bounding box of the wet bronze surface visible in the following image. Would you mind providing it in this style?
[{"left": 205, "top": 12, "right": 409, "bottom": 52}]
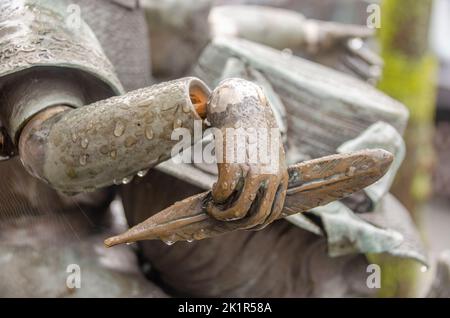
[
  {"left": 205, "top": 79, "right": 289, "bottom": 229},
  {"left": 105, "top": 78, "right": 393, "bottom": 247},
  {"left": 105, "top": 149, "right": 393, "bottom": 246}
]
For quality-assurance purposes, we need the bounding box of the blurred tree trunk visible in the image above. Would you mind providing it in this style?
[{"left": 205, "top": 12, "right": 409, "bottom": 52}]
[
  {"left": 373, "top": 0, "right": 438, "bottom": 298},
  {"left": 378, "top": 0, "right": 437, "bottom": 216}
]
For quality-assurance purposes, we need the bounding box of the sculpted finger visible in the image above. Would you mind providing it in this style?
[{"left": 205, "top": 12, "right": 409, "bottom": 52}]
[
  {"left": 263, "top": 174, "right": 289, "bottom": 226},
  {"left": 238, "top": 175, "right": 279, "bottom": 230},
  {"left": 207, "top": 174, "right": 265, "bottom": 221},
  {"left": 211, "top": 164, "right": 242, "bottom": 203}
]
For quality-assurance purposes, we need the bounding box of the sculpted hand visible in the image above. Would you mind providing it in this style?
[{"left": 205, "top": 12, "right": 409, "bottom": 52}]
[{"left": 205, "top": 78, "right": 288, "bottom": 230}]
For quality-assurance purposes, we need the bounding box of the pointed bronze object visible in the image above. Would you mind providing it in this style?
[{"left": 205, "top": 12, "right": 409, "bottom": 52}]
[{"left": 105, "top": 149, "right": 393, "bottom": 247}]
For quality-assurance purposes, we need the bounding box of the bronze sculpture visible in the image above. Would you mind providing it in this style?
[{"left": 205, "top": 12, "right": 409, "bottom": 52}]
[{"left": 0, "top": 0, "right": 440, "bottom": 297}]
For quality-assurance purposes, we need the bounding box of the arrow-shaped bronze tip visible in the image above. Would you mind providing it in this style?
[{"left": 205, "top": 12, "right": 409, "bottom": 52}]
[{"left": 105, "top": 149, "right": 393, "bottom": 247}]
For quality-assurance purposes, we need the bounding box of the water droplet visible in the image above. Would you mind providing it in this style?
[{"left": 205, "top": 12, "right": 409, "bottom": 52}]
[
  {"left": 136, "top": 100, "right": 149, "bottom": 108},
  {"left": 79, "top": 154, "right": 88, "bottom": 166},
  {"left": 173, "top": 118, "right": 183, "bottom": 129},
  {"left": 145, "top": 126, "right": 154, "bottom": 140},
  {"left": 113, "top": 179, "right": 121, "bottom": 185},
  {"left": 164, "top": 240, "right": 174, "bottom": 246},
  {"left": 81, "top": 138, "right": 89, "bottom": 149},
  {"left": 348, "top": 38, "right": 364, "bottom": 51},
  {"left": 137, "top": 169, "right": 149, "bottom": 177},
  {"left": 187, "top": 239, "right": 194, "bottom": 243},
  {"left": 420, "top": 265, "right": 428, "bottom": 273},
  {"left": 221, "top": 182, "right": 228, "bottom": 190},
  {"left": 122, "top": 176, "right": 133, "bottom": 184},
  {"left": 114, "top": 121, "right": 125, "bottom": 137},
  {"left": 110, "top": 149, "right": 117, "bottom": 159}
]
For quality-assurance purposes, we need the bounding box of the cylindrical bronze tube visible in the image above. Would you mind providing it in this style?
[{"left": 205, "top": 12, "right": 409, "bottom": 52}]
[{"left": 19, "top": 77, "right": 210, "bottom": 194}]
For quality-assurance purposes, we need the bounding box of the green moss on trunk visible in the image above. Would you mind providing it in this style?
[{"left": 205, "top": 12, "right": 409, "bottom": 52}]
[{"left": 375, "top": 0, "right": 437, "bottom": 297}]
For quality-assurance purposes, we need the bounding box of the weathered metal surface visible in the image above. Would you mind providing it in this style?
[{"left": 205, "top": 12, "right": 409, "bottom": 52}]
[
  {"left": 119, "top": 211, "right": 376, "bottom": 297},
  {"left": 358, "top": 193, "right": 428, "bottom": 265},
  {"left": 18, "top": 77, "right": 210, "bottom": 193},
  {"left": 0, "top": 0, "right": 123, "bottom": 94},
  {"left": 194, "top": 37, "right": 409, "bottom": 160},
  {"left": 282, "top": 121, "right": 427, "bottom": 263},
  {"left": 0, "top": 68, "right": 112, "bottom": 142},
  {"left": 337, "top": 121, "right": 405, "bottom": 204},
  {"left": 218, "top": 58, "right": 288, "bottom": 143},
  {"left": 0, "top": 0, "right": 128, "bottom": 142},
  {"left": 104, "top": 149, "right": 392, "bottom": 246},
  {"left": 204, "top": 79, "right": 288, "bottom": 229},
  {"left": 72, "top": 0, "right": 151, "bottom": 91}
]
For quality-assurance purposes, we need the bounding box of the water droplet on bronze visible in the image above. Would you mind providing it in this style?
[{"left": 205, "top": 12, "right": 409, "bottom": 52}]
[
  {"left": 137, "top": 169, "right": 149, "bottom": 177},
  {"left": 81, "top": 138, "right": 89, "bottom": 149},
  {"left": 136, "top": 100, "right": 149, "bottom": 108},
  {"left": 79, "top": 154, "right": 88, "bottom": 166},
  {"left": 114, "top": 121, "right": 125, "bottom": 137},
  {"left": 122, "top": 176, "right": 133, "bottom": 184},
  {"left": 145, "top": 127, "right": 154, "bottom": 140}
]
